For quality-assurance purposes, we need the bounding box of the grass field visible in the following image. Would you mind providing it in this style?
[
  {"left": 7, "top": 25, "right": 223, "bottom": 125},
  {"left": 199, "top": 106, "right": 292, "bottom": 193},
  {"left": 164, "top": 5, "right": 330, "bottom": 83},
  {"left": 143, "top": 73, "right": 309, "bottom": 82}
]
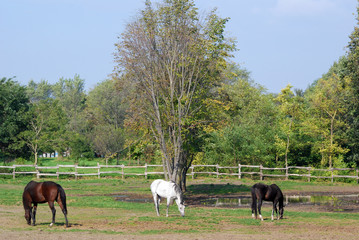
[{"left": 1, "top": 176, "right": 359, "bottom": 239}]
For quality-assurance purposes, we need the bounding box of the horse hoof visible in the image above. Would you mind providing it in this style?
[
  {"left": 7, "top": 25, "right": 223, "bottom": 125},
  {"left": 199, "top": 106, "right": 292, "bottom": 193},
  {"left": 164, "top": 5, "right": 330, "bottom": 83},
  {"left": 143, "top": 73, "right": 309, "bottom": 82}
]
[{"left": 49, "top": 223, "right": 53, "bottom": 227}]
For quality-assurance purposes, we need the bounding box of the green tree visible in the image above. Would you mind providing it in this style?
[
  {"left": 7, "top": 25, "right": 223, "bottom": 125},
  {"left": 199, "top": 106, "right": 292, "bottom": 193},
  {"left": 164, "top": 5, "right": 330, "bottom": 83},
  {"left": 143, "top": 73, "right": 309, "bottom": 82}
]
[
  {"left": 304, "top": 74, "right": 351, "bottom": 168},
  {"left": 26, "top": 79, "right": 54, "bottom": 103},
  {"left": 53, "top": 75, "right": 89, "bottom": 157},
  {"left": 114, "top": 0, "right": 235, "bottom": 188},
  {"left": 15, "top": 99, "right": 67, "bottom": 165},
  {"left": 53, "top": 75, "right": 86, "bottom": 133},
  {"left": 203, "top": 68, "right": 279, "bottom": 166},
  {"left": 86, "top": 79, "right": 127, "bottom": 163},
  {"left": 275, "top": 85, "right": 304, "bottom": 176},
  {"left": 345, "top": 4, "right": 359, "bottom": 165},
  {"left": 0, "top": 77, "right": 30, "bottom": 161}
]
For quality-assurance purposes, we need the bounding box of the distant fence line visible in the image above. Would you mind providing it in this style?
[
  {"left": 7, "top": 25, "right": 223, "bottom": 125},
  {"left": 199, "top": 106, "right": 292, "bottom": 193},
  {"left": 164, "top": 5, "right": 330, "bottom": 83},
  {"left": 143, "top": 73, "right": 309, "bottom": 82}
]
[{"left": 0, "top": 163, "right": 358, "bottom": 183}]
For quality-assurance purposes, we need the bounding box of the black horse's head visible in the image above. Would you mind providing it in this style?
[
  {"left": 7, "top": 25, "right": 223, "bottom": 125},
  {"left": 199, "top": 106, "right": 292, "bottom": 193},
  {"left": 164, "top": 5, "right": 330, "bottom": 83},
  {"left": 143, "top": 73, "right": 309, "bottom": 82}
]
[{"left": 279, "top": 205, "right": 284, "bottom": 219}]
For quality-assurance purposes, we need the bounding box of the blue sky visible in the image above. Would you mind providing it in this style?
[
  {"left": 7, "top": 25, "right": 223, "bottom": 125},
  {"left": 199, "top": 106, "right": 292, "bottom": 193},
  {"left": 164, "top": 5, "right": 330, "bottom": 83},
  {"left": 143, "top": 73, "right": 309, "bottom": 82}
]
[{"left": 0, "top": 0, "right": 357, "bottom": 93}]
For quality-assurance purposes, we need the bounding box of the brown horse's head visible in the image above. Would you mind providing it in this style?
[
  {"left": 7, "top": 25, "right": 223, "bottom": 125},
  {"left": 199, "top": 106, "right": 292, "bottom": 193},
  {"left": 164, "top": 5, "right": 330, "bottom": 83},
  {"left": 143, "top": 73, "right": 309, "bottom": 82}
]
[{"left": 24, "top": 209, "right": 31, "bottom": 225}]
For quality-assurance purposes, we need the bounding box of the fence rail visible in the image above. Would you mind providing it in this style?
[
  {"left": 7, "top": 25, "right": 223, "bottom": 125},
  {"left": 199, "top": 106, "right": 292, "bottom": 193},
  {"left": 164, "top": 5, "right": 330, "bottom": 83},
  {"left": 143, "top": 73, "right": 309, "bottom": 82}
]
[{"left": 0, "top": 163, "right": 358, "bottom": 183}]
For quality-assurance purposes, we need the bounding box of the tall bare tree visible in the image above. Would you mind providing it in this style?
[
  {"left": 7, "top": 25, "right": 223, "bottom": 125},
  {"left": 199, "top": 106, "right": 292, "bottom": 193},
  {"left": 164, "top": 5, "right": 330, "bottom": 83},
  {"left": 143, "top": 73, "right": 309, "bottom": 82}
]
[{"left": 114, "top": 0, "right": 234, "bottom": 188}]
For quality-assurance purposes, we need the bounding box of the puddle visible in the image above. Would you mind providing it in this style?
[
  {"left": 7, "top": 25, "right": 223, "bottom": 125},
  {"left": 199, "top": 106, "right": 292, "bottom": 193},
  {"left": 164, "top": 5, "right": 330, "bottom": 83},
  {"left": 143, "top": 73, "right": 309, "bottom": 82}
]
[
  {"left": 114, "top": 195, "right": 152, "bottom": 203},
  {"left": 114, "top": 193, "right": 359, "bottom": 212},
  {"left": 198, "top": 194, "right": 359, "bottom": 212}
]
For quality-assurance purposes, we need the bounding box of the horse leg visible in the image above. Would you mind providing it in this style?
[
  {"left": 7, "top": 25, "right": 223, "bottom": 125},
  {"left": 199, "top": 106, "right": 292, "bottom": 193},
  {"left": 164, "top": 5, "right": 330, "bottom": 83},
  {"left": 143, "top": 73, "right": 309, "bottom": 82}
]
[
  {"left": 48, "top": 201, "right": 56, "bottom": 227},
  {"left": 153, "top": 194, "right": 160, "bottom": 216},
  {"left": 258, "top": 199, "right": 263, "bottom": 221},
  {"left": 273, "top": 200, "right": 279, "bottom": 220},
  {"left": 166, "top": 198, "right": 173, "bottom": 217},
  {"left": 32, "top": 204, "right": 38, "bottom": 225},
  {"left": 251, "top": 198, "right": 257, "bottom": 219},
  {"left": 29, "top": 206, "right": 35, "bottom": 226},
  {"left": 56, "top": 198, "right": 69, "bottom": 227},
  {"left": 271, "top": 202, "right": 276, "bottom": 221}
]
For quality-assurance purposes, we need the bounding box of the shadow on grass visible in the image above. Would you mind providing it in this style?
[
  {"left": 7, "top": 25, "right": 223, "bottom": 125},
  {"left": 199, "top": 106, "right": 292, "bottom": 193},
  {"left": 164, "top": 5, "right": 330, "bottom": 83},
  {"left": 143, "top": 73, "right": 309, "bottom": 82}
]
[
  {"left": 36, "top": 222, "right": 82, "bottom": 228},
  {"left": 186, "top": 183, "right": 251, "bottom": 196}
]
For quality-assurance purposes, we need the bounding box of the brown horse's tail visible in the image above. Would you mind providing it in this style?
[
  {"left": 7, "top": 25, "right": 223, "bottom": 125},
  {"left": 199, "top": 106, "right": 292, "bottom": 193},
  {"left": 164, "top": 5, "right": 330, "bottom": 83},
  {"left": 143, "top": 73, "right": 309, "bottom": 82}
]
[{"left": 57, "top": 184, "right": 67, "bottom": 214}]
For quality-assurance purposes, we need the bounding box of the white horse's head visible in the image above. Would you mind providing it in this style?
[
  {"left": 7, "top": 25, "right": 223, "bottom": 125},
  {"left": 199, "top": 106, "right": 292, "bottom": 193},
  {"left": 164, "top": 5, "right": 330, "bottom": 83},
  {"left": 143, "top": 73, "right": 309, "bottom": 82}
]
[{"left": 176, "top": 199, "right": 185, "bottom": 217}]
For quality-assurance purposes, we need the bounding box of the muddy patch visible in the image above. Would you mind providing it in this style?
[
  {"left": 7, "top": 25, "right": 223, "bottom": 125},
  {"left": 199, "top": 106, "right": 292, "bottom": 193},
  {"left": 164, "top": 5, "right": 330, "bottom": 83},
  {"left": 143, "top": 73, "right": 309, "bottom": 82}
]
[{"left": 113, "top": 191, "right": 359, "bottom": 213}]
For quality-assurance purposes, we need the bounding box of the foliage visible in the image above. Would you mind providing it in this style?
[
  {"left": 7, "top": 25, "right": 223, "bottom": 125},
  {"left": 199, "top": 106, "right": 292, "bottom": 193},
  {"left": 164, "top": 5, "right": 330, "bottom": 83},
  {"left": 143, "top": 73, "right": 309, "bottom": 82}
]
[
  {"left": 86, "top": 79, "right": 127, "bottom": 160},
  {"left": 0, "top": 77, "right": 30, "bottom": 161},
  {"left": 203, "top": 65, "right": 279, "bottom": 166},
  {"left": 274, "top": 85, "right": 305, "bottom": 168},
  {"left": 114, "top": 0, "right": 235, "bottom": 187},
  {"left": 345, "top": 4, "right": 359, "bottom": 165},
  {"left": 53, "top": 75, "right": 86, "bottom": 133},
  {"left": 303, "top": 74, "right": 351, "bottom": 168},
  {"left": 14, "top": 99, "right": 68, "bottom": 164},
  {"left": 3, "top": 1, "right": 359, "bottom": 173}
]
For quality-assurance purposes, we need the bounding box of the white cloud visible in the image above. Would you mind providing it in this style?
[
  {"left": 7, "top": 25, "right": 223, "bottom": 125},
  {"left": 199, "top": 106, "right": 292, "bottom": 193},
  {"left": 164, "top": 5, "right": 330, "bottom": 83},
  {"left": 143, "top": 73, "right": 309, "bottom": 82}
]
[{"left": 271, "top": 0, "right": 337, "bottom": 16}]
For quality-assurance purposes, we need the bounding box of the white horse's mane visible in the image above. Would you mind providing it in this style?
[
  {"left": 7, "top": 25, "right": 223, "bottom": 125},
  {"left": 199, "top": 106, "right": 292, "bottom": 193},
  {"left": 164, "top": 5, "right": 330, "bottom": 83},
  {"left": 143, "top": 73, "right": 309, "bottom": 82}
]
[{"left": 170, "top": 181, "right": 183, "bottom": 204}]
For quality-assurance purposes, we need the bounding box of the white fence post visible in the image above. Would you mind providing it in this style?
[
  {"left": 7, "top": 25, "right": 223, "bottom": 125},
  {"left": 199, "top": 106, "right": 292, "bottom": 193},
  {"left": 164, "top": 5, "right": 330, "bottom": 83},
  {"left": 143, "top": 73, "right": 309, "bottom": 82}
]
[
  {"left": 122, "top": 164, "right": 124, "bottom": 179},
  {"left": 238, "top": 164, "right": 241, "bottom": 179},
  {"left": 145, "top": 163, "right": 148, "bottom": 179},
  {"left": 285, "top": 165, "right": 288, "bottom": 180},
  {"left": 1, "top": 163, "right": 359, "bottom": 184},
  {"left": 97, "top": 162, "right": 100, "bottom": 179},
  {"left": 36, "top": 165, "right": 40, "bottom": 179}
]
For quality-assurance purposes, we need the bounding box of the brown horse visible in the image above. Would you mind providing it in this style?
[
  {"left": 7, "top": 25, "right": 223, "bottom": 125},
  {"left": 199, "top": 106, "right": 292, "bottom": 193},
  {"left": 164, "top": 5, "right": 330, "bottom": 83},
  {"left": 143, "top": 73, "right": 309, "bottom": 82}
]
[{"left": 22, "top": 181, "right": 68, "bottom": 227}]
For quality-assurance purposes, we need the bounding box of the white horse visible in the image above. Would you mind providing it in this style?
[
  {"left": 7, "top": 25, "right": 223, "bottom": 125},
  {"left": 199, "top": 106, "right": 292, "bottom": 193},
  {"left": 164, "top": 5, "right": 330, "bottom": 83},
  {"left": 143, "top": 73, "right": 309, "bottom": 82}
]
[{"left": 150, "top": 179, "right": 185, "bottom": 217}]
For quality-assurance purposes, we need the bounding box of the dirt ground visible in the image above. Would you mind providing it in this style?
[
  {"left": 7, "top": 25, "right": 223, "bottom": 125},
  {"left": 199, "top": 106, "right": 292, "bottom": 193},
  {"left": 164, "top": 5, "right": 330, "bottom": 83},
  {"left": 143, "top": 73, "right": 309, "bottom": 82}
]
[
  {"left": 1, "top": 204, "right": 359, "bottom": 240},
  {"left": 1, "top": 182, "right": 359, "bottom": 239}
]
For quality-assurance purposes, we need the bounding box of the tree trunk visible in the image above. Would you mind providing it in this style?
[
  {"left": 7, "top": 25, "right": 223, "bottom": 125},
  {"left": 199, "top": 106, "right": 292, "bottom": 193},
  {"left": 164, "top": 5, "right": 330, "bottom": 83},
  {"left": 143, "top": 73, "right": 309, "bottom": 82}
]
[
  {"left": 285, "top": 118, "right": 292, "bottom": 180},
  {"left": 34, "top": 151, "right": 38, "bottom": 165}
]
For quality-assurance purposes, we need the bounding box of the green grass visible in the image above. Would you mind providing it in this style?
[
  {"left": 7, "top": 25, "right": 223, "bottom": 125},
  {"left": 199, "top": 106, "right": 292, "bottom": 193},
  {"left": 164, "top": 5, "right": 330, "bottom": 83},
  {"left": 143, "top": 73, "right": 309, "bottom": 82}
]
[
  {"left": 2, "top": 168, "right": 359, "bottom": 238},
  {"left": 0, "top": 158, "right": 359, "bottom": 237}
]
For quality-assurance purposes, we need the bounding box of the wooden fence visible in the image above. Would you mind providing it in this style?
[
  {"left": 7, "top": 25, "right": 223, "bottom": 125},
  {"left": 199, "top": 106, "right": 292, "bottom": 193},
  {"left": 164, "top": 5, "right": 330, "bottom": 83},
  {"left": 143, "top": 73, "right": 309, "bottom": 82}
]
[
  {"left": 0, "top": 163, "right": 164, "bottom": 180},
  {"left": 0, "top": 163, "right": 358, "bottom": 183}
]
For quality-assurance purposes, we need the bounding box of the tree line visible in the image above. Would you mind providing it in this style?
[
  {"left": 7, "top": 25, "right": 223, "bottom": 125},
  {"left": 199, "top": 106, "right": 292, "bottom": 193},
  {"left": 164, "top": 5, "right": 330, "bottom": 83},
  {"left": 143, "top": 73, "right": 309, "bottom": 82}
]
[{"left": 1, "top": 0, "right": 359, "bottom": 189}]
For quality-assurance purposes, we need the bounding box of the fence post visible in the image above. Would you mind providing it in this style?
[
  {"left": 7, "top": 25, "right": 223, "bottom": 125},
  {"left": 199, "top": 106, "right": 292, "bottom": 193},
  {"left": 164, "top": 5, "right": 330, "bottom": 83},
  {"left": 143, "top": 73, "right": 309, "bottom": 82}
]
[
  {"left": 216, "top": 164, "right": 219, "bottom": 178},
  {"left": 191, "top": 166, "right": 194, "bottom": 179},
  {"left": 36, "top": 165, "right": 39, "bottom": 179},
  {"left": 238, "top": 164, "right": 241, "bottom": 179},
  {"left": 145, "top": 163, "right": 148, "bottom": 179},
  {"left": 331, "top": 167, "right": 334, "bottom": 183},
  {"left": 75, "top": 164, "right": 78, "bottom": 180},
  {"left": 13, "top": 166, "right": 15, "bottom": 179},
  {"left": 285, "top": 165, "right": 288, "bottom": 180},
  {"left": 260, "top": 164, "right": 263, "bottom": 181},
  {"left": 97, "top": 162, "right": 100, "bottom": 179},
  {"left": 122, "top": 164, "right": 124, "bottom": 179},
  {"left": 308, "top": 167, "right": 311, "bottom": 182}
]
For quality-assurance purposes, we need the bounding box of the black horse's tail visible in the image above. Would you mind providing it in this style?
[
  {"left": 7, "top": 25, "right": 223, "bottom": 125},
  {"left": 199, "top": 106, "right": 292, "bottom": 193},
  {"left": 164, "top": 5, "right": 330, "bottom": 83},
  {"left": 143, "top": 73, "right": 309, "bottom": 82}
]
[{"left": 57, "top": 184, "right": 67, "bottom": 214}]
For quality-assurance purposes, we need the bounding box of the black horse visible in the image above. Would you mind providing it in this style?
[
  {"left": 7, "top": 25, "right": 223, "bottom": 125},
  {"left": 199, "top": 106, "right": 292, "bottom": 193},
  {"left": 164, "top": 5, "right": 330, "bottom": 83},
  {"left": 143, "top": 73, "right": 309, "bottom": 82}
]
[
  {"left": 22, "top": 181, "right": 69, "bottom": 227},
  {"left": 251, "top": 183, "right": 284, "bottom": 221}
]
